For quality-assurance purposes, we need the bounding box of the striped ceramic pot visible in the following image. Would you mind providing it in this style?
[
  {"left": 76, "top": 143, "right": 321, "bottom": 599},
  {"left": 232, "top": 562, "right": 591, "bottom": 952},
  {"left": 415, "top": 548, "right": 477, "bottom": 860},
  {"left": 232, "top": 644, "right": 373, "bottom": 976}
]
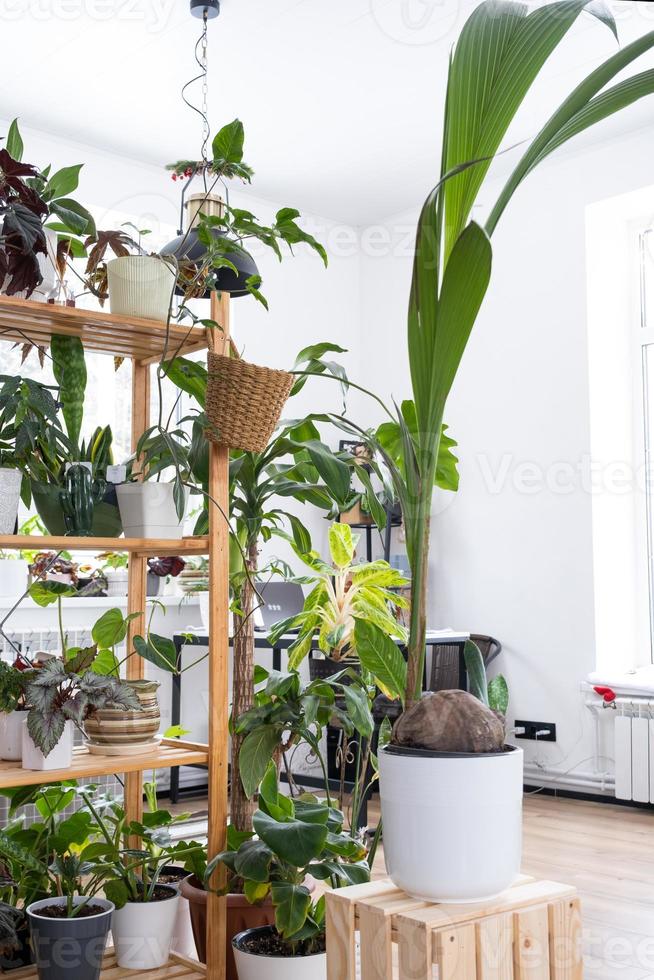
[{"left": 84, "top": 679, "right": 161, "bottom": 748}]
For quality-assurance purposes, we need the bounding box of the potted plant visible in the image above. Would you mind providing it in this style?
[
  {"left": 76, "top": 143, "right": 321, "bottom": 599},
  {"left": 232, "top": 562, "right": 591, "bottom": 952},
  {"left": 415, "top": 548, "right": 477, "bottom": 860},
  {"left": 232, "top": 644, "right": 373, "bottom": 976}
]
[
  {"left": 79, "top": 794, "right": 203, "bottom": 971},
  {"left": 83, "top": 224, "right": 176, "bottom": 322},
  {"left": 0, "top": 782, "right": 109, "bottom": 973},
  {"left": 147, "top": 555, "right": 186, "bottom": 596},
  {"left": 210, "top": 771, "right": 369, "bottom": 980},
  {"left": 0, "top": 659, "right": 30, "bottom": 762},
  {"left": 97, "top": 552, "right": 129, "bottom": 597},
  {"left": 116, "top": 425, "right": 192, "bottom": 539},
  {"left": 27, "top": 855, "right": 114, "bottom": 980}
]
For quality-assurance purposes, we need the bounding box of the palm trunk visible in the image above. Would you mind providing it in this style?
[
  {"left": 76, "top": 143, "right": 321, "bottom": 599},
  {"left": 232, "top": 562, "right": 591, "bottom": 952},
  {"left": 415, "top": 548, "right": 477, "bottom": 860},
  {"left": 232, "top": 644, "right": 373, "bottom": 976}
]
[{"left": 230, "top": 540, "right": 258, "bottom": 832}]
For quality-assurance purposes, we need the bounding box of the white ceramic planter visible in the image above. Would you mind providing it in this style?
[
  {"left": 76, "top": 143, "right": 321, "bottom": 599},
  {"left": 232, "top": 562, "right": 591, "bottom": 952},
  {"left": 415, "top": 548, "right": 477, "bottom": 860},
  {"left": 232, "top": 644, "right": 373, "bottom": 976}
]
[
  {"left": 112, "top": 888, "right": 180, "bottom": 970},
  {"left": 0, "top": 468, "right": 22, "bottom": 534},
  {"left": 198, "top": 591, "right": 209, "bottom": 630},
  {"left": 104, "top": 568, "right": 129, "bottom": 597},
  {"left": 107, "top": 256, "right": 176, "bottom": 323},
  {"left": 0, "top": 558, "right": 29, "bottom": 597},
  {"left": 0, "top": 710, "right": 27, "bottom": 761},
  {"left": 232, "top": 928, "right": 326, "bottom": 980},
  {"left": 379, "top": 744, "right": 524, "bottom": 902},
  {"left": 116, "top": 483, "right": 188, "bottom": 540},
  {"left": 171, "top": 892, "right": 196, "bottom": 959},
  {"left": 1, "top": 228, "right": 58, "bottom": 302},
  {"left": 22, "top": 719, "right": 74, "bottom": 771}
]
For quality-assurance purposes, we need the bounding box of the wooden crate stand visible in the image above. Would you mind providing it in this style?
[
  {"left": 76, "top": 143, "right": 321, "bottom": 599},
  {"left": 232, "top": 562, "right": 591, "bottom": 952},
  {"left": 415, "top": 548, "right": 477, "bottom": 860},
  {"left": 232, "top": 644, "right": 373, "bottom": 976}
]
[{"left": 326, "top": 876, "right": 582, "bottom": 980}]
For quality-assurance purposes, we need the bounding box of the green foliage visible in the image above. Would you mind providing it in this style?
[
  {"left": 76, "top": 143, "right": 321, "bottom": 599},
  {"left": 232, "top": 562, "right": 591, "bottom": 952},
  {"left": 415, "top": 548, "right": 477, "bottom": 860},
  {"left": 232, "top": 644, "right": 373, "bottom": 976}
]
[
  {"left": 0, "top": 375, "right": 66, "bottom": 476},
  {"left": 0, "top": 662, "right": 27, "bottom": 714},
  {"left": 208, "top": 783, "right": 368, "bottom": 952},
  {"left": 488, "top": 674, "right": 510, "bottom": 716}
]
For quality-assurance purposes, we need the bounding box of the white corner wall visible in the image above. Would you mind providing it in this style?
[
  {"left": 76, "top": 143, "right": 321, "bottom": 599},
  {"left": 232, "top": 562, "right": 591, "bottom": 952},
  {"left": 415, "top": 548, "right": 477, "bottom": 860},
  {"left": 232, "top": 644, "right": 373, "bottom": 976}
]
[{"left": 359, "top": 124, "right": 654, "bottom": 782}]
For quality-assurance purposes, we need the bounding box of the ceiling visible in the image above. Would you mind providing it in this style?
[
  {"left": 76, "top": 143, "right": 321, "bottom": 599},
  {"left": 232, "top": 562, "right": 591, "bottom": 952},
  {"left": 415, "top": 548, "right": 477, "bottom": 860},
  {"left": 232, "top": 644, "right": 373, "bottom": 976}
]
[{"left": 2, "top": 0, "right": 654, "bottom": 225}]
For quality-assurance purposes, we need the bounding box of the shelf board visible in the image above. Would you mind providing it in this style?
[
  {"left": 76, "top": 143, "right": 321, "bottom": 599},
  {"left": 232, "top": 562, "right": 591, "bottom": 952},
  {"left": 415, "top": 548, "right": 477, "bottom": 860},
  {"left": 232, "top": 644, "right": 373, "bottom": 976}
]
[
  {"left": 0, "top": 535, "right": 209, "bottom": 556},
  {"left": 6, "top": 949, "right": 207, "bottom": 978},
  {"left": 0, "top": 296, "right": 208, "bottom": 364},
  {"left": 0, "top": 740, "right": 209, "bottom": 789}
]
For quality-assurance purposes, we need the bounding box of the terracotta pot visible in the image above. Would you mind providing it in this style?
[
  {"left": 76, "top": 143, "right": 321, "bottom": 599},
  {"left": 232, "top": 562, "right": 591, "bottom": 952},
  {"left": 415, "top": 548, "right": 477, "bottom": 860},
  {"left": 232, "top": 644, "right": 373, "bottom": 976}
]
[
  {"left": 180, "top": 876, "right": 274, "bottom": 980},
  {"left": 84, "top": 679, "right": 160, "bottom": 748}
]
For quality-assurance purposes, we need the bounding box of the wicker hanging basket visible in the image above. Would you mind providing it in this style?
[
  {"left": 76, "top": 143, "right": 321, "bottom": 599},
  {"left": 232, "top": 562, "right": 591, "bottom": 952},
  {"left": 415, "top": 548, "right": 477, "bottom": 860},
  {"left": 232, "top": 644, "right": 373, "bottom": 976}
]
[{"left": 205, "top": 350, "right": 294, "bottom": 453}]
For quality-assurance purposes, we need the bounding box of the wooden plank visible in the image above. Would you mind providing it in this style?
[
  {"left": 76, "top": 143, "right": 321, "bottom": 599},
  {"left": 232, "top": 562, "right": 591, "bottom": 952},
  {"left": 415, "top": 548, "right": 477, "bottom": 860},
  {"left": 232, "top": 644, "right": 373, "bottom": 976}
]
[
  {"left": 0, "top": 742, "right": 209, "bottom": 789},
  {"left": 2, "top": 949, "right": 207, "bottom": 978},
  {"left": 0, "top": 295, "right": 208, "bottom": 361},
  {"left": 359, "top": 902, "right": 393, "bottom": 980},
  {"left": 326, "top": 889, "right": 357, "bottom": 980},
  {"left": 205, "top": 290, "right": 231, "bottom": 980},
  {"left": 404, "top": 881, "right": 575, "bottom": 931},
  {"left": 476, "top": 914, "right": 514, "bottom": 980},
  {"left": 514, "top": 906, "right": 550, "bottom": 980},
  {"left": 435, "top": 924, "right": 477, "bottom": 980},
  {"left": 548, "top": 899, "right": 582, "bottom": 980},
  {"left": 398, "top": 916, "right": 432, "bottom": 980},
  {"left": 0, "top": 535, "right": 210, "bottom": 555}
]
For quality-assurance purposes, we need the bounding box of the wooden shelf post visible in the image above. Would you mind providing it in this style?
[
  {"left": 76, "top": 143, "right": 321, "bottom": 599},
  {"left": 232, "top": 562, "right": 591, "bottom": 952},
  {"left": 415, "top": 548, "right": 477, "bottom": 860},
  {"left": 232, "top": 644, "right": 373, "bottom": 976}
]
[{"left": 205, "top": 292, "right": 231, "bottom": 980}]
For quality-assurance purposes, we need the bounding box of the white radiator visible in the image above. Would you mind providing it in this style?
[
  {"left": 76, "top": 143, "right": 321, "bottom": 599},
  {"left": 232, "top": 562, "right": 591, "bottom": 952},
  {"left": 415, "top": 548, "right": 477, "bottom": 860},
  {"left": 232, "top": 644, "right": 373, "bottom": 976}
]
[{"left": 614, "top": 703, "right": 654, "bottom": 803}]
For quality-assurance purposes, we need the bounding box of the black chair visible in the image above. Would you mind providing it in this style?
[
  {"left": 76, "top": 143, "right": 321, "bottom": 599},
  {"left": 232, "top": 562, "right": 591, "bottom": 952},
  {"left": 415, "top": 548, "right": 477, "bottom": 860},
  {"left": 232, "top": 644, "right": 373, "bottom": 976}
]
[{"left": 428, "top": 633, "right": 502, "bottom": 692}]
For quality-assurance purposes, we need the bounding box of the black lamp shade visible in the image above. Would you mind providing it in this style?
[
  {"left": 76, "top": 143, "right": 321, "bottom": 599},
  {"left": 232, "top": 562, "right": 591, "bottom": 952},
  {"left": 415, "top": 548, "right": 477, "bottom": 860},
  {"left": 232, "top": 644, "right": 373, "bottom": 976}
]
[
  {"left": 162, "top": 227, "right": 259, "bottom": 299},
  {"left": 190, "top": 0, "right": 220, "bottom": 18}
]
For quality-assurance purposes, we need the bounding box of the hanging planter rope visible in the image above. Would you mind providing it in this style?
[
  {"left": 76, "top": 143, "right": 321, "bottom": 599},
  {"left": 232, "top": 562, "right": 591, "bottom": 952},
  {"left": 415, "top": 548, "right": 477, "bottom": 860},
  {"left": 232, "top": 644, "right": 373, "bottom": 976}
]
[{"left": 205, "top": 350, "right": 293, "bottom": 453}]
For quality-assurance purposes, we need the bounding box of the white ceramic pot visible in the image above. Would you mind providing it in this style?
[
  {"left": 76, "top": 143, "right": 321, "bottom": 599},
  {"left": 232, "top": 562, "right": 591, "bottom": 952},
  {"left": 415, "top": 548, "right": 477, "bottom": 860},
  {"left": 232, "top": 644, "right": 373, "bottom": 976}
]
[
  {"left": 112, "top": 888, "right": 180, "bottom": 970},
  {"left": 22, "top": 718, "right": 74, "bottom": 771},
  {"left": 107, "top": 255, "right": 176, "bottom": 323},
  {"left": 379, "top": 744, "right": 524, "bottom": 902},
  {"left": 0, "top": 468, "right": 22, "bottom": 535},
  {"left": 198, "top": 591, "right": 209, "bottom": 630},
  {"left": 116, "top": 483, "right": 188, "bottom": 540},
  {"left": 104, "top": 567, "right": 129, "bottom": 597},
  {"left": 232, "top": 928, "right": 326, "bottom": 980},
  {"left": 0, "top": 558, "right": 29, "bottom": 597},
  {"left": 171, "top": 892, "right": 196, "bottom": 959},
  {"left": 1, "top": 228, "right": 58, "bottom": 302},
  {"left": 1, "top": 710, "right": 27, "bottom": 761}
]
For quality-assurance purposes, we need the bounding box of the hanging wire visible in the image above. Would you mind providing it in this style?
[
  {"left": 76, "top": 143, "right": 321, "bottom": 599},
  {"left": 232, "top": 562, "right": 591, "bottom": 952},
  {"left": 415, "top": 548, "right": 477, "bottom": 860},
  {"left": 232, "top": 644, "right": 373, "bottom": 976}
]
[{"left": 180, "top": 9, "right": 212, "bottom": 184}]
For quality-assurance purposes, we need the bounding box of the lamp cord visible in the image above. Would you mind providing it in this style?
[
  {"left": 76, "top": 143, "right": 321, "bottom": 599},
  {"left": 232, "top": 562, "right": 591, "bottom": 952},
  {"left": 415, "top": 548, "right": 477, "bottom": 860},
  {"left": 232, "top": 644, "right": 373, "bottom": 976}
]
[{"left": 180, "top": 10, "right": 211, "bottom": 183}]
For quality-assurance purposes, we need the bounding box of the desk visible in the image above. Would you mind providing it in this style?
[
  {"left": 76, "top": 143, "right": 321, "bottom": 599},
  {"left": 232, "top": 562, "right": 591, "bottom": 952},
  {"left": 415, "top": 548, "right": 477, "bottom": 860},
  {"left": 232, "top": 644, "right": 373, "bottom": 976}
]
[{"left": 169, "top": 629, "right": 470, "bottom": 818}]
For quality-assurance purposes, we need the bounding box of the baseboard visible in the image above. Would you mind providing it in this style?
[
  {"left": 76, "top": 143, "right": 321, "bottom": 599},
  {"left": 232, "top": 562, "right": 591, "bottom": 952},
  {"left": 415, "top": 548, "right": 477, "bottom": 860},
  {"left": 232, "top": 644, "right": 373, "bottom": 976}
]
[{"left": 524, "top": 783, "right": 654, "bottom": 810}]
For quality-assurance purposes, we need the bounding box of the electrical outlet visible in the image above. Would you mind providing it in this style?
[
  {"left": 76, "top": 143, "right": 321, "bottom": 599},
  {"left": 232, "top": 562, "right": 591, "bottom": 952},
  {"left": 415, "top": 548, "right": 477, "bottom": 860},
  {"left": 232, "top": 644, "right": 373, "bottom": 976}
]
[{"left": 514, "top": 720, "right": 557, "bottom": 742}]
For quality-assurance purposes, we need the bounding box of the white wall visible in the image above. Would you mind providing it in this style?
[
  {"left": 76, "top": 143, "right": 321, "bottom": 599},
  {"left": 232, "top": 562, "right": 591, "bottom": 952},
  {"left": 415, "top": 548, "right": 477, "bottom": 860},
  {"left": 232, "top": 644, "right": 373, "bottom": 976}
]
[{"left": 358, "top": 123, "right": 654, "bottom": 782}]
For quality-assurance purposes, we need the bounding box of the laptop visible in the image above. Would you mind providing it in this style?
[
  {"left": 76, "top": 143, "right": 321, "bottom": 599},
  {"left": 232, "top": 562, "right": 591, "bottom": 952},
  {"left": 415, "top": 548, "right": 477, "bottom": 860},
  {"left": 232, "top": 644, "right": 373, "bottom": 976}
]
[{"left": 254, "top": 582, "right": 305, "bottom": 632}]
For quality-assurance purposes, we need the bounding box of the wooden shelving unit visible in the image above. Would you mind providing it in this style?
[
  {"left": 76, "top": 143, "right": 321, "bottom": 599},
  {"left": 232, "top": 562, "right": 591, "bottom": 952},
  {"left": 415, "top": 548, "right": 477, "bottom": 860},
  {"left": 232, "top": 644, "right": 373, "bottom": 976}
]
[
  {"left": 0, "top": 294, "right": 230, "bottom": 980},
  {"left": 8, "top": 949, "right": 207, "bottom": 978}
]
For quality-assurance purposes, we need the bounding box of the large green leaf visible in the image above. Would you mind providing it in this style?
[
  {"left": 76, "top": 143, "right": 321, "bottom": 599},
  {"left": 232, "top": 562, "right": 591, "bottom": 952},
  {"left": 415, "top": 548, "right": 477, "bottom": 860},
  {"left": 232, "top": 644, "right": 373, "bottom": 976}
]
[
  {"left": 443, "top": 0, "right": 616, "bottom": 258},
  {"left": 92, "top": 608, "right": 137, "bottom": 648},
  {"left": 133, "top": 633, "right": 178, "bottom": 672},
  {"left": 45, "top": 165, "right": 82, "bottom": 201},
  {"left": 239, "top": 726, "right": 281, "bottom": 799},
  {"left": 254, "top": 810, "right": 327, "bottom": 867},
  {"left": 234, "top": 839, "right": 274, "bottom": 883},
  {"left": 6, "top": 118, "right": 23, "bottom": 161},
  {"left": 271, "top": 882, "right": 312, "bottom": 939},
  {"left": 328, "top": 522, "right": 355, "bottom": 568},
  {"left": 354, "top": 619, "right": 406, "bottom": 703},
  {"left": 28, "top": 580, "right": 77, "bottom": 607},
  {"left": 212, "top": 119, "right": 245, "bottom": 164},
  {"left": 464, "top": 639, "right": 488, "bottom": 706}
]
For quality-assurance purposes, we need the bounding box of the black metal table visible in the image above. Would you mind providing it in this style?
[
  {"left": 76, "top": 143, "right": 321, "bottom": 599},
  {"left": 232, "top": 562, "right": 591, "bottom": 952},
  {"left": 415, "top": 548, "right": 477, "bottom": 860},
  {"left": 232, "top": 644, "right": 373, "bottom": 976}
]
[{"left": 168, "top": 630, "right": 469, "bottom": 825}]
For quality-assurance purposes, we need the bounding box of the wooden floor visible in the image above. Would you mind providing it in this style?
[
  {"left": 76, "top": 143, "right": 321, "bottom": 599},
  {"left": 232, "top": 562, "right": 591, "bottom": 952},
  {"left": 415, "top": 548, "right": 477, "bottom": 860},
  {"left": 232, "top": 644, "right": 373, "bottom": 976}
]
[{"left": 175, "top": 792, "right": 654, "bottom": 978}]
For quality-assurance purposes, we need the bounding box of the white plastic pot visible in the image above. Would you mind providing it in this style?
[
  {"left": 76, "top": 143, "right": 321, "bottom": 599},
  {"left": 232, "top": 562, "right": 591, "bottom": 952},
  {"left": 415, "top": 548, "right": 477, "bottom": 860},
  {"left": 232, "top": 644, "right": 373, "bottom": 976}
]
[
  {"left": 104, "top": 567, "right": 129, "bottom": 597},
  {"left": 0, "top": 558, "right": 29, "bottom": 597},
  {"left": 112, "top": 888, "right": 180, "bottom": 970},
  {"left": 0, "top": 468, "right": 22, "bottom": 534},
  {"left": 379, "top": 744, "right": 523, "bottom": 902},
  {"left": 107, "top": 256, "right": 176, "bottom": 323},
  {"left": 0, "top": 709, "right": 27, "bottom": 761},
  {"left": 198, "top": 591, "right": 209, "bottom": 630},
  {"left": 22, "top": 719, "right": 74, "bottom": 771},
  {"left": 232, "top": 928, "right": 326, "bottom": 980},
  {"left": 116, "top": 483, "right": 188, "bottom": 540}
]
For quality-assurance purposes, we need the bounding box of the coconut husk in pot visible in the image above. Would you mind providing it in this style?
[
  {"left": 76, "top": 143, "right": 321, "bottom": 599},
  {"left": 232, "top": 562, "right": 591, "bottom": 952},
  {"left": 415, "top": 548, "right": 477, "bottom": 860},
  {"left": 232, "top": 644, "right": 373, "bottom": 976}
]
[{"left": 392, "top": 690, "right": 505, "bottom": 753}]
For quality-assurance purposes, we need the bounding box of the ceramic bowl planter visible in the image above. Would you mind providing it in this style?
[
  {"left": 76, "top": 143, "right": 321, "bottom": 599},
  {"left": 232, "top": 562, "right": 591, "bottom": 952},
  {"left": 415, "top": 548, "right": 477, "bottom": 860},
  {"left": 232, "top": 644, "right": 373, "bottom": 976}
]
[
  {"left": 116, "top": 483, "right": 188, "bottom": 540},
  {"left": 232, "top": 927, "right": 326, "bottom": 980},
  {"left": 27, "top": 896, "right": 113, "bottom": 980},
  {"left": 107, "top": 255, "right": 176, "bottom": 323},
  {"left": 379, "top": 744, "right": 524, "bottom": 902},
  {"left": 111, "top": 885, "right": 180, "bottom": 970},
  {"left": 0, "top": 467, "right": 22, "bottom": 535},
  {"left": 0, "top": 558, "right": 29, "bottom": 597},
  {"left": 0, "top": 709, "right": 27, "bottom": 761},
  {"left": 22, "top": 719, "right": 74, "bottom": 772},
  {"left": 84, "top": 679, "right": 160, "bottom": 753}
]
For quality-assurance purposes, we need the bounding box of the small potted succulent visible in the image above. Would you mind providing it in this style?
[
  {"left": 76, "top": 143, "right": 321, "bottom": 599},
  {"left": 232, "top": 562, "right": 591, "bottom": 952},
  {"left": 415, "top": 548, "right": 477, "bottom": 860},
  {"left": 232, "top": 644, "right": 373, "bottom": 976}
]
[
  {"left": 81, "top": 795, "right": 203, "bottom": 971},
  {"left": 83, "top": 224, "right": 175, "bottom": 322},
  {"left": 211, "top": 769, "right": 369, "bottom": 980}
]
